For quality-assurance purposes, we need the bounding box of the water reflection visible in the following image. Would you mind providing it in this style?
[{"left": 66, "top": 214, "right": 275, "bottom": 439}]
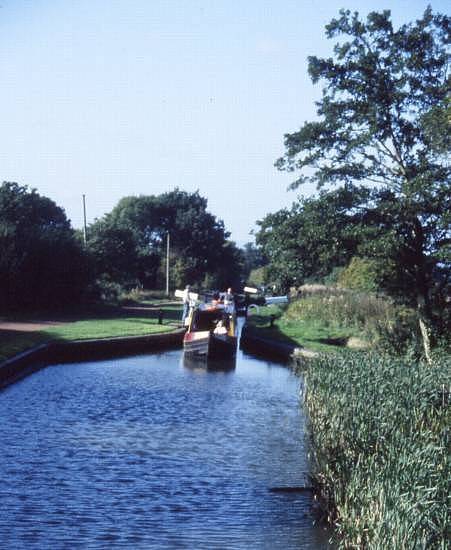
[
  {"left": 182, "top": 354, "right": 237, "bottom": 372},
  {"left": 0, "top": 348, "right": 330, "bottom": 549}
]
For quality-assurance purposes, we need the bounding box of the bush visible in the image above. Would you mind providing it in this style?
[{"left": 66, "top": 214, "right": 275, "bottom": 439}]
[
  {"left": 338, "top": 257, "right": 380, "bottom": 292},
  {"left": 92, "top": 277, "right": 123, "bottom": 305},
  {"left": 118, "top": 288, "right": 168, "bottom": 304},
  {"left": 323, "top": 266, "right": 345, "bottom": 286}
]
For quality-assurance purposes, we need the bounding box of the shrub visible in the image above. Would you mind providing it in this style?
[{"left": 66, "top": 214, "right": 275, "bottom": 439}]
[
  {"left": 338, "top": 257, "right": 380, "bottom": 292},
  {"left": 323, "top": 266, "right": 345, "bottom": 286},
  {"left": 119, "top": 288, "right": 168, "bottom": 304},
  {"left": 92, "top": 277, "right": 123, "bottom": 305}
]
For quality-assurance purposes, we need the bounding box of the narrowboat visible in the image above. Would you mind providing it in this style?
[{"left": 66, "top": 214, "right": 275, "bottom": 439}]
[{"left": 183, "top": 302, "right": 237, "bottom": 360}]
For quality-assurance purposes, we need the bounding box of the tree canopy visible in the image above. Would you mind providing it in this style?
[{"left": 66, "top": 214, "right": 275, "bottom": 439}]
[
  {"left": 88, "top": 189, "right": 243, "bottom": 290},
  {"left": 0, "top": 184, "right": 243, "bottom": 312},
  {"left": 256, "top": 185, "right": 371, "bottom": 288},
  {"left": 0, "top": 182, "right": 89, "bottom": 310},
  {"left": 276, "top": 8, "right": 449, "bottom": 192},
  {"left": 241, "top": 242, "right": 266, "bottom": 280}
]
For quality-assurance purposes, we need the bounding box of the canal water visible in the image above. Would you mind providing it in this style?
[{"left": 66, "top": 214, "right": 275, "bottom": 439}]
[{"left": 0, "top": 346, "right": 329, "bottom": 549}]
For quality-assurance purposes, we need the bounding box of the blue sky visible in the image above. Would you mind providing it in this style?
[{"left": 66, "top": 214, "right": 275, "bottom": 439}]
[{"left": 1, "top": 0, "right": 448, "bottom": 244}]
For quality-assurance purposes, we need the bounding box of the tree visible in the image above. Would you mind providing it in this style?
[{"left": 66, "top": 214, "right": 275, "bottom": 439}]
[
  {"left": 256, "top": 185, "right": 371, "bottom": 290},
  {"left": 0, "top": 182, "right": 90, "bottom": 310},
  {"left": 87, "top": 219, "right": 156, "bottom": 288},
  {"left": 89, "top": 189, "right": 243, "bottom": 291},
  {"left": 241, "top": 242, "right": 266, "bottom": 281},
  {"left": 276, "top": 8, "right": 450, "bottom": 357}
]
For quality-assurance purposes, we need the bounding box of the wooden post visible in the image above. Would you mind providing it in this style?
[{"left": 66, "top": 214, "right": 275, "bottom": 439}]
[
  {"left": 82, "top": 194, "right": 87, "bottom": 245},
  {"left": 166, "top": 232, "right": 170, "bottom": 296}
]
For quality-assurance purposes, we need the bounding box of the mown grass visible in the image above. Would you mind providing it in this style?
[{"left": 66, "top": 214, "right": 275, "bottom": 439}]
[
  {"left": 44, "top": 317, "right": 175, "bottom": 340},
  {"left": 0, "top": 303, "right": 182, "bottom": 363},
  {"left": 246, "top": 304, "right": 357, "bottom": 352},
  {"left": 0, "top": 332, "right": 50, "bottom": 363},
  {"left": 296, "top": 352, "right": 450, "bottom": 548}
]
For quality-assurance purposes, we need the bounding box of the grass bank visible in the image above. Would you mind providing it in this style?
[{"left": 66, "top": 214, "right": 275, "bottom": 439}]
[
  {"left": 296, "top": 352, "right": 450, "bottom": 548},
  {"left": 0, "top": 303, "right": 182, "bottom": 363},
  {"left": 288, "top": 286, "right": 423, "bottom": 353},
  {"left": 246, "top": 304, "right": 361, "bottom": 353},
  {"left": 246, "top": 286, "right": 424, "bottom": 354}
]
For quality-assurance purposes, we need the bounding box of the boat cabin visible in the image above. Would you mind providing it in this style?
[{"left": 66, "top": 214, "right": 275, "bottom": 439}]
[{"left": 188, "top": 306, "right": 232, "bottom": 334}]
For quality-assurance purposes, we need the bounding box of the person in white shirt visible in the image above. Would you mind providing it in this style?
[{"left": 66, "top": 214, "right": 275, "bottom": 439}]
[
  {"left": 182, "top": 285, "right": 190, "bottom": 324},
  {"left": 223, "top": 287, "right": 235, "bottom": 315}
]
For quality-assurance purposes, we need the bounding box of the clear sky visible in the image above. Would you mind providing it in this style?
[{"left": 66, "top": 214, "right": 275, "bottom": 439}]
[{"left": 1, "top": 0, "right": 448, "bottom": 245}]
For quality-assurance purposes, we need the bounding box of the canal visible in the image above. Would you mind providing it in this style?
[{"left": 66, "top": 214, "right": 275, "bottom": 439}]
[{"left": 0, "top": 345, "right": 329, "bottom": 548}]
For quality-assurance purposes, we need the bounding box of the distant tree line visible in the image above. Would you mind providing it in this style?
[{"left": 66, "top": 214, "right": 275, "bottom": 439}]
[
  {"left": 86, "top": 189, "right": 244, "bottom": 293},
  {"left": 0, "top": 183, "right": 244, "bottom": 311}
]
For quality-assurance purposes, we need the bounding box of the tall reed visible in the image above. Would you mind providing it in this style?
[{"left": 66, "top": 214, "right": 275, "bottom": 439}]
[{"left": 297, "top": 353, "right": 450, "bottom": 548}]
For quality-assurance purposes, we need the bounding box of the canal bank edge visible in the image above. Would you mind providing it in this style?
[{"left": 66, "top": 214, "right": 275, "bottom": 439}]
[
  {"left": 0, "top": 328, "right": 186, "bottom": 390},
  {"left": 240, "top": 323, "right": 318, "bottom": 363}
]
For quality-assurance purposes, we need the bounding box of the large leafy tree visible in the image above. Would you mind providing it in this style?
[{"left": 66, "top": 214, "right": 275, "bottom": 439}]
[
  {"left": 86, "top": 219, "right": 155, "bottom": 287},
  {"left": 256, "top": 185, "right": 370, "bottom": 289},
  {"left": 276, "top": 8, "right": 450, "bottom": 355},
  {"left": 89, "top": 189, "right": 243, "bottom": 290},
  {"left": 0, "top": 182, "right": 90, "bottom": 310}
]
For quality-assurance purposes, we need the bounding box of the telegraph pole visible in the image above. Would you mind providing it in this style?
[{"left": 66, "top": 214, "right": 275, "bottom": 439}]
[
  {"left": 82, "top": 194, "right": 87, "bottom": 245},
  {"left": 166, "top": 231, "right": 170, "bottom": 296}
]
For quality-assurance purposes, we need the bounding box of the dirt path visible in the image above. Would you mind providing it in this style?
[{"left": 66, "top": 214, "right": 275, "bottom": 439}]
[
  {"left": 0, "top": 302, "right": 182, "bottom": 333},
  {"left": 0, "top": 321, "right": 67, "bottom": 332}
]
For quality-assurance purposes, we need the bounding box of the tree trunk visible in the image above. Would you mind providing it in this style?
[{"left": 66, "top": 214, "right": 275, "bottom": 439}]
[
  {"left": 412, "top": 218, "right": 434, "bottom": 363},
  {"left": 417, "top": 302, "right": 432, "bottom": 364}
]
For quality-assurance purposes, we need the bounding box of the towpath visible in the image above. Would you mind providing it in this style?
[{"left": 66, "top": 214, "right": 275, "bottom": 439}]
[{"left": 0, "top": 302, "right": 181, "bottom": 333}]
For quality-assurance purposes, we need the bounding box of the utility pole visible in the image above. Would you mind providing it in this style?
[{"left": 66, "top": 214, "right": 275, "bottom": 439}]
[
  {"left": 166, "top": 231, "right": 170, "bottom": 296},
  {"left": 82, "top": 194, "right": 87, "bottom": 245}
]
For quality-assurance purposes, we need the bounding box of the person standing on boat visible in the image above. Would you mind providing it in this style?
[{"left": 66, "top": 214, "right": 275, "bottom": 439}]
[
  {"left": 212, "top": 291, "right": 221, "bottom": 305},
  {"left": 182, "top": 285, "right": 191, "bottom": 324},
  {"left": 223, "top": 287, "right": 235, "bottom": 315}
]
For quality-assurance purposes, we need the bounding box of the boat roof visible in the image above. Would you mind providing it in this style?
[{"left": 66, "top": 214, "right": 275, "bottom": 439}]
[{"left": 197, "top": 301, "right": 225, "bottom": 312}]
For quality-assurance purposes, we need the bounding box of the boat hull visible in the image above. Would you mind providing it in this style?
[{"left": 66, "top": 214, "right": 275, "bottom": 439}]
[
  {"left": 183, "top": 331, "right": 237, "bottom": 360},
  {"left": 209, "top": 334, "right": 238, "bottom": 360}
]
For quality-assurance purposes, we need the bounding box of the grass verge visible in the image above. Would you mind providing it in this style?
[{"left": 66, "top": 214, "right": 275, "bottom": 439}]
[
  {"left": 296, "top": 352, "right": 450, "bottom": 548},
  {"left": 246, "top": 305, "right": 359, "bottom": 352},
  {"left": 0, "top": 303, "right": 182, "bottom": 363}
]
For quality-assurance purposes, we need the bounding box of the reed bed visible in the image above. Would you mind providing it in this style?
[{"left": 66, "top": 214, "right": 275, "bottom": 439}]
[{"left": 297, "top": 353, "right": 450, "bottom": 548}]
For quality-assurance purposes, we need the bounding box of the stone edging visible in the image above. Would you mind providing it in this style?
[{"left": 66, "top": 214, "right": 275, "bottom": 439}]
[{"left": 0, "top": 328, "right": 186, "bottom": 390}]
